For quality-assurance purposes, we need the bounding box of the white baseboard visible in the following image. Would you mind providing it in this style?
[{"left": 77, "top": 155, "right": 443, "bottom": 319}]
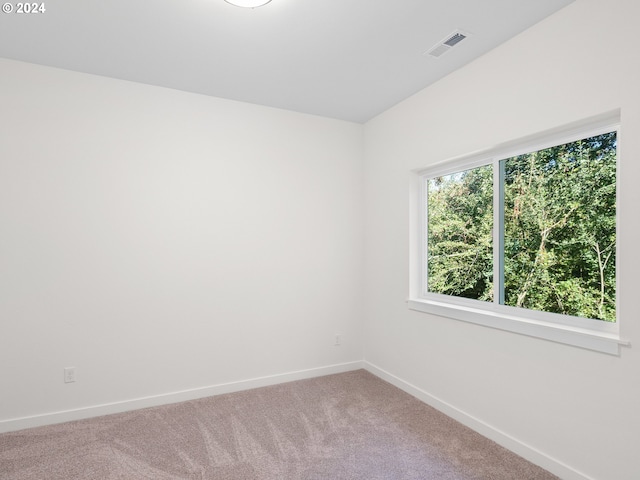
[
  {"left": 364, "top": 361, "right": 595, "bottom": 480},
  {"left": 0, "top": 361, "right": 364, "bottom": 434}
]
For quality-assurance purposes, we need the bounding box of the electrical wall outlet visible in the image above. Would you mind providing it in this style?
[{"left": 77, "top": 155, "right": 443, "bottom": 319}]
[{"left": 64, "top": 367, "right": 76, "bottom": 383}]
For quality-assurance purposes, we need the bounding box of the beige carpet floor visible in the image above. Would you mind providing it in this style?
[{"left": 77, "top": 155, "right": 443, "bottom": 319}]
[{"left": 0, "top": 370, "right": 559, "bottom": 479}]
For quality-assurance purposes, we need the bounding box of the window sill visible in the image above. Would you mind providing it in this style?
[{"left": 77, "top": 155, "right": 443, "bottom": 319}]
[{"left": 407, "top": 298, "right": 629, "bottom": 355}]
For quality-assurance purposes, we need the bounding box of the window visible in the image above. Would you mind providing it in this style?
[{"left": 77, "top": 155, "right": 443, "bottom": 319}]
[{"left": 409, "top": 114, "right": 626, "bottom": 354}]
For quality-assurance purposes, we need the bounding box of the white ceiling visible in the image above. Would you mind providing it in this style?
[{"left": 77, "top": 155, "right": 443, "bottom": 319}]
[{"left": 0, "top": 0, "right": 574, "bottom": 123}]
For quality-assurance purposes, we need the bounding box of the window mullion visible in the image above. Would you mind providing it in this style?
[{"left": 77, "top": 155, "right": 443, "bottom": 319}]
[
  {"left": 493, "top": 158, "right": 505, "bottom": 305},
  {"left": 422, "top": 177, "right": 429, "bottom": 296}
]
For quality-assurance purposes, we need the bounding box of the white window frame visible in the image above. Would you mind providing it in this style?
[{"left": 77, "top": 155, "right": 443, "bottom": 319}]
[{"left": 409, "top": 112, "right": 628, "bottom": 355}]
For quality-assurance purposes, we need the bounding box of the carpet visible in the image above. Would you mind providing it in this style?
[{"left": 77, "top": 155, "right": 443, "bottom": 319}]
[{"left": 0, "top": 370, "right": 559, "bottom": 479}]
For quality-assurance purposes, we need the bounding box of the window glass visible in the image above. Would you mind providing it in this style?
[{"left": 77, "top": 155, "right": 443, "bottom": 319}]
[
  {"left": 426, "top": 165, "right": 493, "bottom": 301},
  {"left": 502, "top": 132, "right": 617, "bottom": 321}
]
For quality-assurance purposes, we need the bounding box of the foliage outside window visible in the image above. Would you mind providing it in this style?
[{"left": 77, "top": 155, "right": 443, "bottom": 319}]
[{"left": 425, "top": 131, "right": 617, "bottom": 323}]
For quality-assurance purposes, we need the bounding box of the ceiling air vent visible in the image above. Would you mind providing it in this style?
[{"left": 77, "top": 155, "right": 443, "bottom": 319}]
[{"left": 425, "top": 31, "right": 468, "bottom": 58}]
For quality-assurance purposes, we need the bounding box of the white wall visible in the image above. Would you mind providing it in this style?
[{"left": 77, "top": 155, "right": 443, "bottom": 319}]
[
  {"left": 0, "top": 59, "right": 364, "bottom": 428},
  {"left": 363, "top": 0, "right": 640, "bottom": 479}
]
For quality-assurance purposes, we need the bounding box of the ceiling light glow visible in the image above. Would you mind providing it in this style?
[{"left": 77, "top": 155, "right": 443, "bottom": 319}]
[{"left": 224, "top": 0, "right": 272, "bottom": 7}]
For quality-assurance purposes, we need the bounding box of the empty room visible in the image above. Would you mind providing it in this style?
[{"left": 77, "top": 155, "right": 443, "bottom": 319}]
[{"left": 1, "top": 0, "right": 638, "bottom": 479}]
